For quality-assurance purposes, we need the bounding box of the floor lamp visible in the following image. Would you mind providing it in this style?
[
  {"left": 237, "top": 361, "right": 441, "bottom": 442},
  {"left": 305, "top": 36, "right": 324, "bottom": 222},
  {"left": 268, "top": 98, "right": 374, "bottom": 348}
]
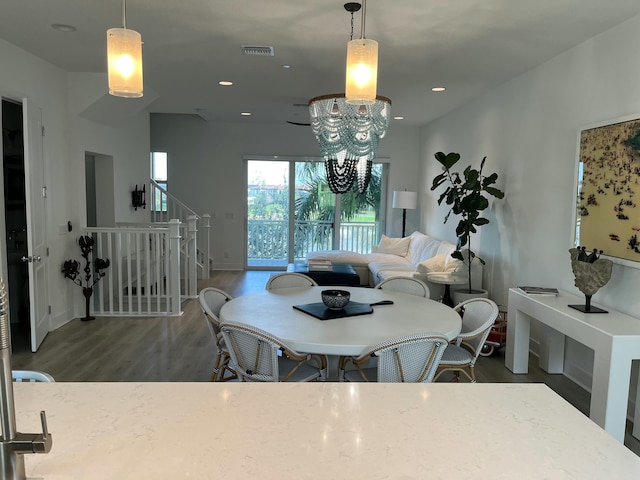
[{"left": 392, "top": 190, "right": 417, "bottom": 237}]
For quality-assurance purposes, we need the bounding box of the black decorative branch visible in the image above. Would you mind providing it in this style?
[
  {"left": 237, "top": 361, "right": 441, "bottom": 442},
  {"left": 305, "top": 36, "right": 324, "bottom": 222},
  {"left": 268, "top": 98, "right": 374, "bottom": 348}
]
[{"left": 62, "top": 235, "right": 110, "bottom": 321}]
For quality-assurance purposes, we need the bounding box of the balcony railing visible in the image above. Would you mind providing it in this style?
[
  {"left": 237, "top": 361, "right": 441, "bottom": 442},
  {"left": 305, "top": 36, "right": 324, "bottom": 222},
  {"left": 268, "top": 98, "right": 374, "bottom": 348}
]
[{"left": 247, "top": 219, "right": 379, "bottom": 264}]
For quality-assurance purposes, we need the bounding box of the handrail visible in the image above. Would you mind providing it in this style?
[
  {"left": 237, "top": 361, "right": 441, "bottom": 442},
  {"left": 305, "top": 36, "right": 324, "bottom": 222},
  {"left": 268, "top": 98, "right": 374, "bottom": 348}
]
[
  {"left": 150, "top": 179, "right": 199, "bottom": 221},
  {"left": 149, "top": 180, "right": 211, "bottom": 279}
]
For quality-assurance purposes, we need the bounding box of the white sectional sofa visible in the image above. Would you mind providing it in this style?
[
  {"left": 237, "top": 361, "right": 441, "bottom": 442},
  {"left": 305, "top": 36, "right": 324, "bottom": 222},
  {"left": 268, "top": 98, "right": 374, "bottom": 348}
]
[{"left": 306, "top": 231, "right": 482, "bottom": 301}]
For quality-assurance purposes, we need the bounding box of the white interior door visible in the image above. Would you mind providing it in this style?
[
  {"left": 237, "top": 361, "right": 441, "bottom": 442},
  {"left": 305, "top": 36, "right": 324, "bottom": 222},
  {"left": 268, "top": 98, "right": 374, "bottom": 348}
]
[{"left": 22, "top": 98, "right": 49, "bottom": 351}]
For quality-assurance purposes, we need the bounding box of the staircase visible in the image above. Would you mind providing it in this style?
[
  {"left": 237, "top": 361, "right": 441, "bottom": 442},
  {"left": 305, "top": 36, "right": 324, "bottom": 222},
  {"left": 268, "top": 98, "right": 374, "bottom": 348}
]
[
  {"left": 149, "top": 179, "right": 212, "bottom": 282},
  {"left": 82, "top": 181, "right": 212, "bottom": 318}
]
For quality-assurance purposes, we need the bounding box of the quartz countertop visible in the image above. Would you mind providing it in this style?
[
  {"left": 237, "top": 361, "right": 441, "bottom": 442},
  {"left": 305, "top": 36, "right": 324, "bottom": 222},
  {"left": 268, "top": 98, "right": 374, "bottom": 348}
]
[{"left": 14, "top": 382, "right": 640, "bottom": 479}]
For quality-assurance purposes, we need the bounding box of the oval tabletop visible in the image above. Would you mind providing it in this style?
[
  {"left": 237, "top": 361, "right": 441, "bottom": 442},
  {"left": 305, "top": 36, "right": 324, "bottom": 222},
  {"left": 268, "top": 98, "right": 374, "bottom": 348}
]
[{"left": 220, "top": 286, "right": 462, "bottom": 356}]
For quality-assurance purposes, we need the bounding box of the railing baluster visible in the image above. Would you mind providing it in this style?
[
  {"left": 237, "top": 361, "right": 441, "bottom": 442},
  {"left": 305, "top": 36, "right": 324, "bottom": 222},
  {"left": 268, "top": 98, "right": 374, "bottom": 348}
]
[
  {"left": 94, "top": 233, "right": 104, "bottom": 315},
  {"left": 83, "top": 224, "right": 178, "bottom": 317},
  {"left": 135, "top": 232, "right": 142, "bottom": 314},
  {"left": 144, "top": 232, "right": 151, "bottom": 315},
  {"left": 106, "top": 233, "right": 114, "bottom": 314},
  {"left": 247, "top": 219, "right": 379, "bottom": 264}
]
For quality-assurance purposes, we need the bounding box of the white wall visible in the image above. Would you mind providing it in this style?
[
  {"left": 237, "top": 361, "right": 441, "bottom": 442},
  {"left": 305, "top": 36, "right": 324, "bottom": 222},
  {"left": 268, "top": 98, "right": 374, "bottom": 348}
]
[
  {"left": 420, "top": 14, "right": 640, "bottom": 400},
  {"left": 150, "top": 114, "right": 421, "bottom": 269},
  {"left": 0, "top": 37, "right": 76, "bottom": 328},
  {"left": 0, "top": 39, "right": 150, "bottom": 329}
]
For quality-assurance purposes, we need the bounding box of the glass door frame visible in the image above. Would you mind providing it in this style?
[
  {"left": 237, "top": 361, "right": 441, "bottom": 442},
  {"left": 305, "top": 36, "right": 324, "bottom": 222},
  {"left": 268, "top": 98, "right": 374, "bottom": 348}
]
[{"left": 244, "top": 155, "right": 389, "bottom": 270}]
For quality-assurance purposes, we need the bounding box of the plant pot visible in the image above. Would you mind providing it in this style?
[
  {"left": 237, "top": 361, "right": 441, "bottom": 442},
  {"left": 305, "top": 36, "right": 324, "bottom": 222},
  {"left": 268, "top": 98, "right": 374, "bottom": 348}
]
[{"left": 451, "top": 287, "right": 489, "bottom": 306}]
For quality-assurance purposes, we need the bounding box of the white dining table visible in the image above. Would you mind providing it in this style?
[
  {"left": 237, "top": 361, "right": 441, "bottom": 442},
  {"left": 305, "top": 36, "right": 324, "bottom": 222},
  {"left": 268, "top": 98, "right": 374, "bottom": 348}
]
[{"left": 219, "top": 286, "right": 462, "bottom": 356}]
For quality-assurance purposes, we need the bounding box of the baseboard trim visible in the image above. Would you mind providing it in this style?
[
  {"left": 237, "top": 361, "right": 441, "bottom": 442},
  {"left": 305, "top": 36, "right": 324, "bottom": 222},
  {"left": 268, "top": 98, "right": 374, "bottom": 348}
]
[{"left": 50, "top": 308, "right": 74, "bottom": 331}]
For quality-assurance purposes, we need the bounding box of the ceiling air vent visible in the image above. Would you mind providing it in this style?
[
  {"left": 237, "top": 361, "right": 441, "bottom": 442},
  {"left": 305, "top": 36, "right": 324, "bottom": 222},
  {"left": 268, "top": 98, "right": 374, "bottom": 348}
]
[{"left": 242, "top": 45, "right": 275, "bottom": 56}]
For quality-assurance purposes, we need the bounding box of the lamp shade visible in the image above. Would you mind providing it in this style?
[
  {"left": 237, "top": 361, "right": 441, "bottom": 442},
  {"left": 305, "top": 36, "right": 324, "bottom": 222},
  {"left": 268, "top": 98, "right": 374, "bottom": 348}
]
[
  {"left": 107, "top": 27, "right": 143, "bottom": 98},
  {"left": 392, "top": 191, "right": 418, "bottom": 210},
  {"left": 345, "top": 38, "right": 378, "bottom": 105}
]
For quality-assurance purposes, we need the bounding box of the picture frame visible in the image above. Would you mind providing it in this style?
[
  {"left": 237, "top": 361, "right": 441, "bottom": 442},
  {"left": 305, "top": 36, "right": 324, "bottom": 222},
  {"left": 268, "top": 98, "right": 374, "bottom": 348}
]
[{"left": 574, "top": 113, "right": 640, "bottom": 268}]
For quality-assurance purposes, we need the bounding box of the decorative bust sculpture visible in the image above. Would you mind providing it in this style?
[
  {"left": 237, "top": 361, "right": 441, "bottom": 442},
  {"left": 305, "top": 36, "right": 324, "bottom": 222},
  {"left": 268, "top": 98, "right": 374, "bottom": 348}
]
[{"left": 568, "top": 247, "right": 613, "bottom": 313}]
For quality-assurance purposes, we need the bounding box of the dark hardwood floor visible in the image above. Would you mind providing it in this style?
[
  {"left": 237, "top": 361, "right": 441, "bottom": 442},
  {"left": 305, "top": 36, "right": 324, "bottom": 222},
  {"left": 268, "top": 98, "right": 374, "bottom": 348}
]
[{"left": 10, "top": 270, "right": 640, "bottom": 455}]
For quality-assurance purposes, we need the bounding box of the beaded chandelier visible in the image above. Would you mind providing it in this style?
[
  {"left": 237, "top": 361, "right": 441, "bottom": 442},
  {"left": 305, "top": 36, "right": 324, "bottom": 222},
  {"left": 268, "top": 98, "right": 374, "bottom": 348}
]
[{"left": 308, "top": 94, "right": 391, "bottom": 194}]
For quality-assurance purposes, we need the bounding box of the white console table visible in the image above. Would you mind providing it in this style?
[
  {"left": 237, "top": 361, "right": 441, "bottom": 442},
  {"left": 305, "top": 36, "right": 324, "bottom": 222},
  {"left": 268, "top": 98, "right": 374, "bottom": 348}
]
[{"left": 506, "top": 287, "right": 640, "bottom": 443}]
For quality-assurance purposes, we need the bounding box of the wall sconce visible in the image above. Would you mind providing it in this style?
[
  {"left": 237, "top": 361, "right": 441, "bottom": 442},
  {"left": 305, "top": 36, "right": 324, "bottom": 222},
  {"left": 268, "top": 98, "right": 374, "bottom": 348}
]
[{"left": 132, "top": 184, "right": 146, "bottom": 210}]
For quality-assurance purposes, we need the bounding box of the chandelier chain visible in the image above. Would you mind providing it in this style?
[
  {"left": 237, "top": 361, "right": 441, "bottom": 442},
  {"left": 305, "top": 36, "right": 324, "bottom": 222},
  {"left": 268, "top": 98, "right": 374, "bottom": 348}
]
[{"left": 350, "top": 10, "right": 355, "bottom": 40}]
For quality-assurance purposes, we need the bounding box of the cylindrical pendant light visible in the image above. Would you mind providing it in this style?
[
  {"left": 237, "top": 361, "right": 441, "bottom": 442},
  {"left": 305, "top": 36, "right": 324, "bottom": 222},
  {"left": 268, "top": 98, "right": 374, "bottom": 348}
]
[
  {"left": 345, "top": 38, "right": 378, "bottom": 105},
  {"left": 345, "top": 0, "right": 378, "bottom": 105},
  {"left": 107, "top": 0, "right": 143, "bottom": 98}
]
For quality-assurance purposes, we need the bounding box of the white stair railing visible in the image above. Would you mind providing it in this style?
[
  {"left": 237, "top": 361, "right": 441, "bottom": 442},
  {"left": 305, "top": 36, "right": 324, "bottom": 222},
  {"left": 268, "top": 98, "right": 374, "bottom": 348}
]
[
  {"left": 114, "top": 220, "right": 198, "bottom": 300},
  {"left": 150, "top": 179, "right": 211, "bottom": 278},
  {"left": 86, "top": 221, "right": 183, "bottom": 317},
  {"left": 184, "top": 215, "right": 198, "bottom": 298}
]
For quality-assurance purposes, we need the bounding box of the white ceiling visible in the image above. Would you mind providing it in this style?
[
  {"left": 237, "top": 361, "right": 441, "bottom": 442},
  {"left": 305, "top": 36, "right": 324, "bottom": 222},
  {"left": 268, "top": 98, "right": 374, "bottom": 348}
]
[{"left": 1, "top": 0, "right": 640, "bottom": 126}]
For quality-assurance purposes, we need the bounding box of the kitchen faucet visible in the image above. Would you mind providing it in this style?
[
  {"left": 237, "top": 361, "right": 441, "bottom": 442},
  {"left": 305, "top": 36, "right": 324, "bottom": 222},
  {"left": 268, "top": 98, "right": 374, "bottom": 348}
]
[{"left": 0, "top": 278, "right": 52, "bottom": 480}]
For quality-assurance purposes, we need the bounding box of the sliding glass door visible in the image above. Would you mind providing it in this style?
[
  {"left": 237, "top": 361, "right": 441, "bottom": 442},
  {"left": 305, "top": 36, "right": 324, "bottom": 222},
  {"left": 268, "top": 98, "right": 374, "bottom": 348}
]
[
  {"left": 246, "top": 157, "right": 386, "bottom": 269},
  {"left": 246, "top": 160, "right": 290, "bottom": 267}
]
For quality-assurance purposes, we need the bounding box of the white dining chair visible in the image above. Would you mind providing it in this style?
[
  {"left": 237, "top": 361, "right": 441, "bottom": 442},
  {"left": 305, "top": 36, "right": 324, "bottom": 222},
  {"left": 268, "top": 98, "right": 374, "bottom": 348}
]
[
  {"left": 198, "top": 287, "right": 237, "bottom": 382},
  {"left": 221, "top": 321, "right": 326, "bottom": 382},
  {"left": 338, "top": 333, "right": 448, "bottom": 383},
  {"left": 376, "top": 276, "right": 430, "bottom": 298},
  {"left": 434, "top": 298, "right": 499, "bottom": 383},
  {"left": 265, "top": 272, "right": 318, "bottom": 290},
  {"left": 12, "top": 370, "right": 55, "bottom": 382}
]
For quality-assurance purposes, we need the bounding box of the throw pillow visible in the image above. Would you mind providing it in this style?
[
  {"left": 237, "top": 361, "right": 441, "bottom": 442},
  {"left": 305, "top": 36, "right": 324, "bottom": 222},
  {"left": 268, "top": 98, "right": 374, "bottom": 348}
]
[
  {"left": 377, "top": 234, "right": 412, "bottom": 257},
  {"left": 417, "top": 253, "right": 447, "bottom": 274},
  {"left": 444, "top": 249, "right": 468, "bottom": 273}
]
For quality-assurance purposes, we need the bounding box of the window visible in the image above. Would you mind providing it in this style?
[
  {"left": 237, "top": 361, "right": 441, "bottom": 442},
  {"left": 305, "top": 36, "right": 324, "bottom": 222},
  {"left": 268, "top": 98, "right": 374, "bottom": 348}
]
[
  {"left": 151, "top": 152, "right": 168, "bottom": 212},
  {"left": 246, "top": 157, "right": 387, "bottom": 268}
]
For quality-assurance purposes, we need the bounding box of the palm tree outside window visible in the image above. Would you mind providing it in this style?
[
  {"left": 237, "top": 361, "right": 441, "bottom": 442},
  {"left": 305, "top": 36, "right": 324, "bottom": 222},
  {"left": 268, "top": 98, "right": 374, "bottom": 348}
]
[{"left": 246, "top": 158, "right": 385, "bottom": 268}]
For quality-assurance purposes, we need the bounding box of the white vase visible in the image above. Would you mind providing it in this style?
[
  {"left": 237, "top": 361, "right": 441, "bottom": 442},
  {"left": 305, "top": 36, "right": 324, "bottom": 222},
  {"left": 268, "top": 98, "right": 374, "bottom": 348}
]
[{"left": 451, "top": 287, "right": 489, "bottom": 306}]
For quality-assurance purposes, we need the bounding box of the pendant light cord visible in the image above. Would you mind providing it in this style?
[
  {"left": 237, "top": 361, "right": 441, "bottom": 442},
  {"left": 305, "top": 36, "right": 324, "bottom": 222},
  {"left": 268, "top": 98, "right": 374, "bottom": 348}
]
[
  {"left": 122, "top": 0, "right": 127, "bottom": 29},
  {"left": 360, "top": 0, "right": 367, "bottom": 38},
  {"left": 361, "top": 0, "right": 367, "bottom": 39}
]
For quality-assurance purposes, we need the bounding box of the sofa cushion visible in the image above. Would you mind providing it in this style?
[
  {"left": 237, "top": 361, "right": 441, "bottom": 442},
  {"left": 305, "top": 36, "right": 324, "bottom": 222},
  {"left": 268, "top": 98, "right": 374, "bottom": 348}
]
[
  {"left": 416, "top": 248, "right": 466, "bottom": 275},
  {"left": 444, "top": 255, "right": 464, "bottom": 273},
  {"left": 406, "top": 231, "right": 441, "bottom": 265},
  {"left": 375, "top": 268, "right": 416, "bottom": 283},
  {"left": 435, "top": 239, "right": 457, "bottom": 257},
  {"left": 306, "top": 250, "right": 369, "bottom": 267},
  {"left": 376, "top": 234, "right": 411, "bottom": 257},
  {"left": 363, "top": 252, "right": 412, "bottom": 265},
  {"left": 416, "top": 253, "right": 448, "bottom": 275},
  {"left": 369, "top": 262, "right": 416, "bottom": 284}
]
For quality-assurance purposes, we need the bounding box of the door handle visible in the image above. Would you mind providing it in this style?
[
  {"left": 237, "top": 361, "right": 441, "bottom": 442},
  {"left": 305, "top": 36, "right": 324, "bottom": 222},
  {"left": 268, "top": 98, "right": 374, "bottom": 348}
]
[{"left": 21, "top": 255, "right": 41, "bottom": 263}]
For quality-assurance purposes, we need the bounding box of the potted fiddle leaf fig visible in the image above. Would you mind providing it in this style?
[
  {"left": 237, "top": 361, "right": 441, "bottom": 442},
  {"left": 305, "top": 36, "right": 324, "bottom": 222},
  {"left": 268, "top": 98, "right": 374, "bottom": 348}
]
[{"left": 431, "top": 152, "right": 504, "bottom": 296}]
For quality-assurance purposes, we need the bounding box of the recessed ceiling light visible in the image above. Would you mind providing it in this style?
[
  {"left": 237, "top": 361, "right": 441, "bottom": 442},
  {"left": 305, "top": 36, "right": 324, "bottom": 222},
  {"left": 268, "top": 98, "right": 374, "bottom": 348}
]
[
  {"left": 51, "top": 24, "right": 77, "bottom": 32},
  {"left": 431, "top": 87, "right": 446, "bottom": 92},
  {"left": 282, "top": 64, "right": 292, "bottom": 69},
  {"left": 241, "top": 112, "right": 251, "bottom": 116},
  {"left": 393, "top": 116, "right": 404, "bottom": 120},
  {"left": 219, "top": 81, "right": 233, "bottom": 86}
]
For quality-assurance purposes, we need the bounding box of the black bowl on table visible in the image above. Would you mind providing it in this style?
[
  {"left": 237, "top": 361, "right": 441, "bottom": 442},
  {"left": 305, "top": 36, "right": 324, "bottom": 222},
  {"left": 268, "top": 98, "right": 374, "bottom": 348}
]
[{"left": 321, "top": 289, "right": 351, "bottom": 310}]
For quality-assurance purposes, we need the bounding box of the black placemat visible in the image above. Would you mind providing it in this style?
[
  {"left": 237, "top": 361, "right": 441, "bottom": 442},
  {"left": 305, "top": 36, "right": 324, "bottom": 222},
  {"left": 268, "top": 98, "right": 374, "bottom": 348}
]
[{"left": 293, "top": 301, "right": 373, "bottom": 320}]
